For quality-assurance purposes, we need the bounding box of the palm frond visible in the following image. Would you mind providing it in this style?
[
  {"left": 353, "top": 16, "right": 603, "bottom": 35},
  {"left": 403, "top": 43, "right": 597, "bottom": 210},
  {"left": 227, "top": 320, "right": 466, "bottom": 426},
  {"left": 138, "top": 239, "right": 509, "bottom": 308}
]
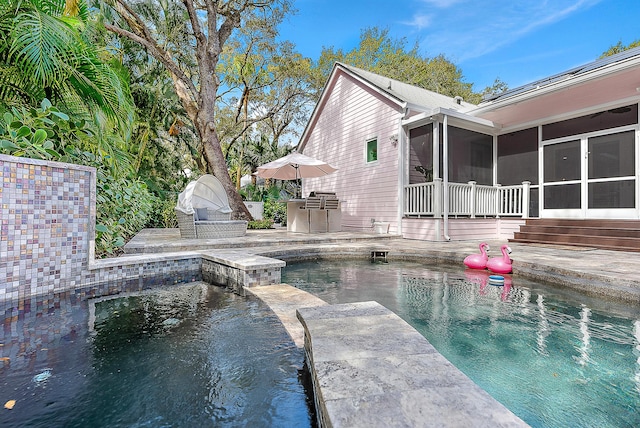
[{"left": 9, "top": 9, "right": 76, "bottom": 85}]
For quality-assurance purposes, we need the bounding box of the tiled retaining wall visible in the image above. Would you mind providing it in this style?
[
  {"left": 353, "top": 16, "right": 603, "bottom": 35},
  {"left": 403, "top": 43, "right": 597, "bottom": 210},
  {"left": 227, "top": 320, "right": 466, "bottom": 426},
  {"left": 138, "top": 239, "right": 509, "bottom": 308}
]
[
  {"left": 202, "top": 258, "right": 283, "bottom": 295},
  {"left": 1, "top": 155, "right": 284, "bottom": 304},
  {"left": 1, "top": 155, "right": 96, "bottom": 301}
]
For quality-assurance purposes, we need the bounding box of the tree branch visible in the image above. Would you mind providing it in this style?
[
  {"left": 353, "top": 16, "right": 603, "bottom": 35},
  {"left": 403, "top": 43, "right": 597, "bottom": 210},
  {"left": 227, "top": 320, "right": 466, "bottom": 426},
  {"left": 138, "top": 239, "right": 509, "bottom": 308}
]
[{"left": 106, "top": 1, "right": 200, "bottom": 115}]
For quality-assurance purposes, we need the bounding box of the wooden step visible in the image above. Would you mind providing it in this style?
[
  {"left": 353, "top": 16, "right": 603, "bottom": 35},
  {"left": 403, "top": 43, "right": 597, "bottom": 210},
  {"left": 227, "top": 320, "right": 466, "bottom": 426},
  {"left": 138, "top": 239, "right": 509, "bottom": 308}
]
[
  {"left": 512, "top": 232, "right": 640, "bottom": 249},
  {"left": 510, "top": 219, "right": 640, "bottom": 252},
  {"left": 508, "top": 237, "right": 640, "bottom": 252},
  {"left": 517, "top": 225, "right": 640, "bottom": 238},
  {"left": 523, "top": 219, "right": 640, "bottom": 228}
]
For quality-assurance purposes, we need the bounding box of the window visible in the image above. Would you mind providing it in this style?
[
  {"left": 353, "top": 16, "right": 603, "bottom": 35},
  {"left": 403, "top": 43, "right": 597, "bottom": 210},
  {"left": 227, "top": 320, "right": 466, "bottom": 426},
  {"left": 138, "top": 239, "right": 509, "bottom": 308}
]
[{"left": 366, "top": 138, "right": 378, "bottom": 163}]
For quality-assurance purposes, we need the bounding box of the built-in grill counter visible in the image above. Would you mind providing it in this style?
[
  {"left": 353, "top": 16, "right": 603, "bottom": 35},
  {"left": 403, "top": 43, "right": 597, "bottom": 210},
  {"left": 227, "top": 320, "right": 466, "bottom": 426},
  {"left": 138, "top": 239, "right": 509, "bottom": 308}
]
[{"left": 287, "top": 192, "right": 342, "bottom": 233}]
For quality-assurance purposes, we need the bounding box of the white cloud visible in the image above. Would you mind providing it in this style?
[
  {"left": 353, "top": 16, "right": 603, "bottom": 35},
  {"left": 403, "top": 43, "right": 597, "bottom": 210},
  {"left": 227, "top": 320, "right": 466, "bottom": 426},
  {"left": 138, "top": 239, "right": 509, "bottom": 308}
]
[
  {"left": 402, "top": 13, "right": 433, "bottom": 30},
  {"left": 403, "top": 0, "right": 604, "bottom": 62}
]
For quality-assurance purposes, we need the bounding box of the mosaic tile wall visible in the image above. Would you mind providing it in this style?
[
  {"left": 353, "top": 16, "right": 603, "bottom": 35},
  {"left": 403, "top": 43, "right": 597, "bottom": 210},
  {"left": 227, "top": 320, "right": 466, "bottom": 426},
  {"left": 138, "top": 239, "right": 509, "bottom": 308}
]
[
  {"left": 1, "top": 155, "right": 95, "bottom": 301},
  {"left": 1, "top": 155, "right": 280, "bottom": 308},
  {"left": 201, "top": 259, "right": 282, "bottom": 295}
]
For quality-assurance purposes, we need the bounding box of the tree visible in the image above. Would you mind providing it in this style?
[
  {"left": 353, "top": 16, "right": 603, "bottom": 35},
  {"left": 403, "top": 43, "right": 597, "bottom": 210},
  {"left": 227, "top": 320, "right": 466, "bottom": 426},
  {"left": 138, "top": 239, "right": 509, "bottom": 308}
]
[
  {"left": 600, "top": 40, "right": 640, "bottom": 58},
  {"left": 0, "top": 0, "right": 134, "bottom": 136},
  {"left": 313, "top": 27, "right": 502, "bottom": 105},
  {"left": 99, "top": 0, "right": 293, "bottom": 219},
  {"left": 217, "top": 35, "right": 314, "bottom": 151},
  {"left": 478, "top": 77, "right": 509, "bottom": 102}
]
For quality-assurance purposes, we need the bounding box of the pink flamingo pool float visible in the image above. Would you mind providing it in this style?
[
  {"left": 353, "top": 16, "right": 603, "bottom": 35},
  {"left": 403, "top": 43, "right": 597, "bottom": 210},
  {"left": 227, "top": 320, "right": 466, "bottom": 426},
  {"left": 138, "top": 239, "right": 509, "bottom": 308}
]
[
  {"left": 463, "top": 242, "right": 490, "bottom": 269},
  {"left": 486, "top": 245, "right": 513, "bottom": 274}
]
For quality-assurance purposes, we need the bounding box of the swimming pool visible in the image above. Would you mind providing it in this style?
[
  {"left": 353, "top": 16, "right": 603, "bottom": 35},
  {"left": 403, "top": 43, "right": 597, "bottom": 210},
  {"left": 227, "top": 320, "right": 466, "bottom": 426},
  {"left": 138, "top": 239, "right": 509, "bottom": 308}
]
[
  {"left": 0, "top": 283, "right": 314, "bottom": 427},
  {"left": 283, "top": 260, "right": 640, "bottom": 428}
]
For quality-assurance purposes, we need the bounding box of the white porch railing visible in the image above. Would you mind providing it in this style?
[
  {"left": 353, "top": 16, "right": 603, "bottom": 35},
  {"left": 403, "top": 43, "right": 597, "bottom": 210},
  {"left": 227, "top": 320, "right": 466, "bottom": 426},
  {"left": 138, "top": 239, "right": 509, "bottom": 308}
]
[{"left": 404, "top": 179, "right": 530, "bottom": 218}]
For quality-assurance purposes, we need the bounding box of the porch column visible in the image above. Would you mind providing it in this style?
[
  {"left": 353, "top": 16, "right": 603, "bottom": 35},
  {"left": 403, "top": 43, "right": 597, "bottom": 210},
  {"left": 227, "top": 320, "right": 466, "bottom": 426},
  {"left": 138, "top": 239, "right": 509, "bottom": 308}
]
[
  {"left": 522, "top": 181, "right": 531, "bottom": 218},
  {"left": 442, "top": 115, "right": 450, "bottom": 241},
  {"left": 433, "top": 178, "right": 443, "bottom": 218},
  {"left": 468, "top": 181, "right": 477, "bottom": 218}
]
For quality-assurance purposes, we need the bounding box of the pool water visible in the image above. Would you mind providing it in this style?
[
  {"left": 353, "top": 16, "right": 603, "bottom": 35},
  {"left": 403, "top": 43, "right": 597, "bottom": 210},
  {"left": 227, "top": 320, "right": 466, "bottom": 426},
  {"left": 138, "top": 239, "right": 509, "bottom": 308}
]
[
  {"left": 0, "top": 283, "right": 314, "bottom": 427},
  {"left": 283, "top": 260, "right": 640, "bottom": 428}
]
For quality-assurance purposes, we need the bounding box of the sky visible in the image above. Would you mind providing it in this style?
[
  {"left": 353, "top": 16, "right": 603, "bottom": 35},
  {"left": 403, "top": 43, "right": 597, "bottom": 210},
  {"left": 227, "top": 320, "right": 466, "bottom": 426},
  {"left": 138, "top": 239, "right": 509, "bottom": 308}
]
[{"left": 277, "top": 0, "right": 640, "bottom": 92}]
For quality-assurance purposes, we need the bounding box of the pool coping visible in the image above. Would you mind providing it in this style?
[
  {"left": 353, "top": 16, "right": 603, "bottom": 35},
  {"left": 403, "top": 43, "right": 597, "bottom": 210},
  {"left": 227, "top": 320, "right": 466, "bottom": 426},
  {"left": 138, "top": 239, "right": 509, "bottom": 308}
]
[
  {"left": 247, "top": 284, "right": 529, "bottom": 427},
  {"left": 296, "top": 300, "right": 529, "bottom": 428}
]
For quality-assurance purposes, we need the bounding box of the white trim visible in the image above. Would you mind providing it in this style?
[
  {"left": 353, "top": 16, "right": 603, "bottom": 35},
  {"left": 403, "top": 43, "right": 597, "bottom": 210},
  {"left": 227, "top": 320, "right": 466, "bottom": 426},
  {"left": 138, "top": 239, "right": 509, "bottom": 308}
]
[
  {"left": 492, "top": 134, "right": 498, "bottom": 186},
  {"left": 397, "top": 120, "right": 406, "bottom": 234},
  {"left": 402, "top": 107, "right": 497, "bottom": 131}
]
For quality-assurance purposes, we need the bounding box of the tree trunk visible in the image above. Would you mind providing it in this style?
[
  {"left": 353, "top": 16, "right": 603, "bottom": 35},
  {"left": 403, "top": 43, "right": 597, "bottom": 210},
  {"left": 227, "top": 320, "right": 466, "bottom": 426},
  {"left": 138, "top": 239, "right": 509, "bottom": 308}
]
[{"left": 197, "top": 115, "right": 251, "bottom": 220}]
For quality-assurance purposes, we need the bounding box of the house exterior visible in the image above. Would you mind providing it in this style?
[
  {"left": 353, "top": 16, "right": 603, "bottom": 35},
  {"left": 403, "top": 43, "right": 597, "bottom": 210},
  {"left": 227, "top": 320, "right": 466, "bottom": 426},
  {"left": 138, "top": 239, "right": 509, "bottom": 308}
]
[{"left": 298, "top": 47, "right": 640, "bottom": 241}]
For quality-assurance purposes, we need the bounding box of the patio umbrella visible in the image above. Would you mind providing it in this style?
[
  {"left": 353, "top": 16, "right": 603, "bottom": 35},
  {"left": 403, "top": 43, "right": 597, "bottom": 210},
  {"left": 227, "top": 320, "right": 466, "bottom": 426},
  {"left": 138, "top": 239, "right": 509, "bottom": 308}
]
[{"left": 255, "top": 152, "right": 337, "bottom": 180}]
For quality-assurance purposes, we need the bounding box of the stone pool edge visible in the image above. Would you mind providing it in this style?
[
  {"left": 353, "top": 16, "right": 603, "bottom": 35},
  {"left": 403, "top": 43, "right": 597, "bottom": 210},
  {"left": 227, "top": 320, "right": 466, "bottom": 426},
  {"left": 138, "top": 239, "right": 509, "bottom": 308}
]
[{"left": 249, "top": 285, "right": 528, "bottom": 428}]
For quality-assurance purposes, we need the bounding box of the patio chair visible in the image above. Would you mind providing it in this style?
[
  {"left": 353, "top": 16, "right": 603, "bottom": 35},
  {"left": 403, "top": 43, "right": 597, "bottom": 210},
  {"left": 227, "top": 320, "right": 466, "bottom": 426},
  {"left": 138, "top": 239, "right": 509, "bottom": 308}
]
[
  {"left": 323, "top": 198, "right": 339, "bottom": 210},
  {"left": 303, "top": 196, "right": 323, "bottom": 210},
  {"left": 175, "top": 175, "right": 247, "bottom": 239}
]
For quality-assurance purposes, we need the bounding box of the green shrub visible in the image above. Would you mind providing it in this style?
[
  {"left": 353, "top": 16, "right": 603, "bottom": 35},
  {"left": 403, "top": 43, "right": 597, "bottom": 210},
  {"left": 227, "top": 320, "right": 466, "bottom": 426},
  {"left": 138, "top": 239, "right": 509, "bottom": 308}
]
[
  {"left": 0, "top": 99, "right": 158, "bottom": 257},
  {"left": 95, "top": 173, "right": 158, "bottom": 256},
  {"left": 146, "top": 196, "right": 178, "bottom": 228},
  {"left": 264, "top": 199, "right": 286, "bottom": 224},
  {"left": 248, "top": 219, "right": 274, "bottom": 229}
]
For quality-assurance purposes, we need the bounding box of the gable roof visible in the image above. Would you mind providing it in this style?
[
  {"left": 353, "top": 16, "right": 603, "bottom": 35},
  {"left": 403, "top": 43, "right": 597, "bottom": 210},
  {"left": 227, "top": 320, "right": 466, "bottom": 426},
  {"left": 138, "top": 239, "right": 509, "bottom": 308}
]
[
  {"left": 338, "top": 63, "right": 477, "bottom": 111},
  {"left": 298, "top": 62, "right": 477, "bottom": 150}
]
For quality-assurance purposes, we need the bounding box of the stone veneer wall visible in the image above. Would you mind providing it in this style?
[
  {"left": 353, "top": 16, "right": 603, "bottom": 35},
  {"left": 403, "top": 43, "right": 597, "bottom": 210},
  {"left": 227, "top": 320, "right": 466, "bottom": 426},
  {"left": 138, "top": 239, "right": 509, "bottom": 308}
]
[{"left": 1, "top": 154, "right": 285, "bottom": 307}]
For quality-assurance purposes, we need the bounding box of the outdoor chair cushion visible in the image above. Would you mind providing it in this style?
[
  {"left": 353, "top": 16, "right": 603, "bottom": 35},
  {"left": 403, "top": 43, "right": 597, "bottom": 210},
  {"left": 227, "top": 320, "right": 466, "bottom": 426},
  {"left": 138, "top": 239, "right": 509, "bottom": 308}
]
[{"left": 195, "top": 208, "right": 208, "bottom": 221}]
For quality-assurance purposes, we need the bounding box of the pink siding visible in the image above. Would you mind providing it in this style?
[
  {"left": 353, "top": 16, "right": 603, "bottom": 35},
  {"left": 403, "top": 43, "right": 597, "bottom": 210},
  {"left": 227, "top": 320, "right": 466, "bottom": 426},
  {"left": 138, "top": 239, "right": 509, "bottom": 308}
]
[
  {"left": 496, "top": 219, "right": 526, "bottom": 239},
  {"left": 402, "top": 218, "right": 525, "bottom": 241},
  {"left": 302, "top": 70, "right": 403, "bottom": 232},
  {"left": 401, "top": 218, "right": 440, "bottom": 241}
]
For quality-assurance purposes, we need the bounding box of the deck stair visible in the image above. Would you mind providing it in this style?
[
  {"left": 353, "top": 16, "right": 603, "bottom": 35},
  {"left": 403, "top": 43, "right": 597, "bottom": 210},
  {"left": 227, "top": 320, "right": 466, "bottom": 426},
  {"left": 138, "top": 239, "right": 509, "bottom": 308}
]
[{"left": 510, "top": 219, "right": 640, "bottom": 252}]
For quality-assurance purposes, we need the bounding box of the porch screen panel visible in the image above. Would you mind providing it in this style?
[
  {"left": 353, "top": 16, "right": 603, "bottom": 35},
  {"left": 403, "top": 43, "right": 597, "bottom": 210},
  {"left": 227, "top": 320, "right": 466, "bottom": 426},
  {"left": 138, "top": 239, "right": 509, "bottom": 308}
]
[
  {"left": 543, "top": 140, "right": 581, "bottom": 209},
  {"left": 409, "top": 124, "right": 433, "bottom": 183},
  {"left": 544, "top": 184, "right": 581, "bottom": 209},
  {"left": 542, "top": 104, "right": 638, "bottom": 140},
  {"left": 543, "top": 140, "right": 580, "bottom": 182},
  {"left": 587, "top": 130, "right": 635, "bottom": 209},
  {"left": 588, "top": 181, "right": 635, "bottom": 208},
  {"left": 588, "top": 131, "right": 634, "bottom": 179},
  {"left": 447, "top": 126, "right": 493, "bottom": 185},
  {"left": 497, "top": 127, "right": 538, "bottom": 185}
]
